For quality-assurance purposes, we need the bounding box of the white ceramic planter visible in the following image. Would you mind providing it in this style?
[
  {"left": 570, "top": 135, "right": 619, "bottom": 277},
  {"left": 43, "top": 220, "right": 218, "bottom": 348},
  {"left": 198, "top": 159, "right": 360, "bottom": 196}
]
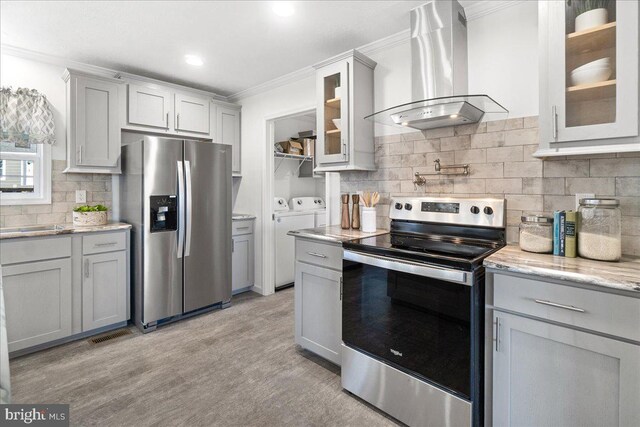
[
  {"left": 575, "top": 8, "right": 608, "bottom": 32},
  {"left": 361, "top": 207, "right": 376, "bottom": 233},
  {"left": 73, "top": 211, "right": 108, "bottom": 227}
]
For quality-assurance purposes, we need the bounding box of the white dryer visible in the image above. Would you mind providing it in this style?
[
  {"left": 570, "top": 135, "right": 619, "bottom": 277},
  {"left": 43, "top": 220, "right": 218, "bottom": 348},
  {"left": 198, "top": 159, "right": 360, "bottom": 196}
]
[
  {"left": 291, "top": 197, "right": 327, "bottom": 227},
  {"left": 274, "top": 197, "right": 315, "bottom": 289}
]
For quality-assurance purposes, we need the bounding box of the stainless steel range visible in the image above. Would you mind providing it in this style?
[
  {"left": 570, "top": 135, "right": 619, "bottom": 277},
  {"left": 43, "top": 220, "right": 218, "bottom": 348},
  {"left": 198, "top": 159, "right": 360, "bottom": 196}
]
[{"left": 341, "top": 197, "right": 506, "bottom": 427}]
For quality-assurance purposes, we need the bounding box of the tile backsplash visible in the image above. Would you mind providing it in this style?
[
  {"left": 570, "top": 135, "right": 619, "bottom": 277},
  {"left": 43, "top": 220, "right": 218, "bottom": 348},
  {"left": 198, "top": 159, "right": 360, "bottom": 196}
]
[
  {"left": 0, "top": 160, "right": 113, "bottom": 227},
  {"left": 341, "top": 117, "right": 640, "bottom": 255}
]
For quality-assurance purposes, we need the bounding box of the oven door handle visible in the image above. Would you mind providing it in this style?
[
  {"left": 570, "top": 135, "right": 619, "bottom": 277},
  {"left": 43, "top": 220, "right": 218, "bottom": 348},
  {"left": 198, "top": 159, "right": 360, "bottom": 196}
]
[{"left": 343, "top": 250, "right": 471, "bottom": 286}]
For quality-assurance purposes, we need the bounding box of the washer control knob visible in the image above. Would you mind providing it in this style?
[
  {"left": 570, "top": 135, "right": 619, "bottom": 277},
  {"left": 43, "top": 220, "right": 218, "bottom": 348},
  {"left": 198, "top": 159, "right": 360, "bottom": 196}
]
[
  {"left": 395, "top": 203, "right": 403, "bottom": 210},
  {"left": 404, "top": 203, "right": 413, "bottom": 211},
  {"left": 484, "top": 206, "right": 494, "bottom": 215},
  {"left": 470, "top": 206, "right": 480, "bottom": 214},
  {"left": 297, "top": 200, "right": 302, "bottom": 205}
]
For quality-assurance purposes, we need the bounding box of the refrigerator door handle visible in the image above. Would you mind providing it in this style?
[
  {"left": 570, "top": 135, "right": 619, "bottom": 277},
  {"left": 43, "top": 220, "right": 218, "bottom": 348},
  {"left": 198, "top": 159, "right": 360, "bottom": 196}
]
[
  {"left": 184, "top": 160, "right": 193, "bottom": 257},
  {"left": 177, "top": 161, "right": 185, "bottom": 258}
]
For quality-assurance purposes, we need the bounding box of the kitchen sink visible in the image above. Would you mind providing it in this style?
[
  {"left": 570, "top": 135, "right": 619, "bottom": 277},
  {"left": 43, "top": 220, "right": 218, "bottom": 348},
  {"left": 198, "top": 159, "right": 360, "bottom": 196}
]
[{"left": 0, "top": 224, "right": 65, "bottom": 234}]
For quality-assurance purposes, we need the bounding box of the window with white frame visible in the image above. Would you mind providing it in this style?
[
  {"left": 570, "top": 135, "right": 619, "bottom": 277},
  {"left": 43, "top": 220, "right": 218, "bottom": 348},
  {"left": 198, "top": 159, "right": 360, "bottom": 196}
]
[{"left": 0, "top": 141, "right": 51, "bottom": 205}]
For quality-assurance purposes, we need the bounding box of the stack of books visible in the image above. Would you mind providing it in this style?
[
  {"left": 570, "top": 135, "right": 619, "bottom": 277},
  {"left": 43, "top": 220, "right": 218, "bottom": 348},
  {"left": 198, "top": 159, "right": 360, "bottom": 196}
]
[{"left": 553, "top": 210, "right": 577, "bottom": 258}]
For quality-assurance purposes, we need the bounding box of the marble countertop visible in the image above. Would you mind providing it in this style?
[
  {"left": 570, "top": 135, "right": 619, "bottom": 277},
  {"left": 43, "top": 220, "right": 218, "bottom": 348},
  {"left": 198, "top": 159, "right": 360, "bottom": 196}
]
[
  {"left": 0, "top": 222, "right": 132, "bottom": 240},
  {"left": 288, "top": 225, "right": 388, "bottom": 243},
  {"left": 484, "top": 245, "right": 640, "bottom": 294}
]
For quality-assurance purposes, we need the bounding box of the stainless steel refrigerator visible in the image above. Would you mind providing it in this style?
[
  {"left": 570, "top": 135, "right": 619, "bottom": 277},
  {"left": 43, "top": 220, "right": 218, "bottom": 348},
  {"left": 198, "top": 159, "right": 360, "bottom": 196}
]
[{"left": 120, "top": 134, "right": 232, "bottom": 332}]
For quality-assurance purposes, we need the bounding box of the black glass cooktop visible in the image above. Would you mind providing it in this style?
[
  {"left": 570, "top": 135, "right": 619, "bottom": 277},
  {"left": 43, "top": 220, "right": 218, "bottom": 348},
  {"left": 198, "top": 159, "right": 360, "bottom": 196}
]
[{"left": 343, "top": 219, "right": 506, "bottom": 271}]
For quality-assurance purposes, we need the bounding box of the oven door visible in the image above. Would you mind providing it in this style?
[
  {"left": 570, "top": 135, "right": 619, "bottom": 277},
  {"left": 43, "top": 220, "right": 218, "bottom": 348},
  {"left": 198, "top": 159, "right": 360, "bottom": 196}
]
[{"left": 342, "top": 250, "right": 473, "bottom": 399}]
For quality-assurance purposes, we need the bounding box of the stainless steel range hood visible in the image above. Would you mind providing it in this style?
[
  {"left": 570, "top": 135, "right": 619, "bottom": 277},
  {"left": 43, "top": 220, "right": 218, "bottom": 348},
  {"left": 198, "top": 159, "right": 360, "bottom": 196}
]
[{"left": 366, "top": 1, "right": 507, "bottom": 130}]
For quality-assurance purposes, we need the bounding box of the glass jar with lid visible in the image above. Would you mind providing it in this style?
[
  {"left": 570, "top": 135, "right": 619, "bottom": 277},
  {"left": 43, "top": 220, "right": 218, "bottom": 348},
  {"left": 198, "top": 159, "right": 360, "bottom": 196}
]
[
  {"left": 519, "top": 215, "right": 554, "bottom": 253},
  {"left": 578, "top": 198, "right": 621, "bottom": 261}
]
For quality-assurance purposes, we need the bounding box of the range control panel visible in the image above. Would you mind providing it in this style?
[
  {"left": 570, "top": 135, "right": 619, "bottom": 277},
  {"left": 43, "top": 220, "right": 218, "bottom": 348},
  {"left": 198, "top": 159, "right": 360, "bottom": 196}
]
[{"left": 390, "top": 197, "right": 505, "bottom": 228}]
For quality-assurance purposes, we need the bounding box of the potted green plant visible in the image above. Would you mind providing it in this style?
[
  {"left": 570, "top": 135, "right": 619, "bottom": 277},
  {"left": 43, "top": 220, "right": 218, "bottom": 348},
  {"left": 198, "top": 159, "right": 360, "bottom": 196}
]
[
  {"left": 73, "top": 204, "right": 108, "bottom": 226},
  {"left": 569, "top": 0, "right": 611, "bottom": 32}
]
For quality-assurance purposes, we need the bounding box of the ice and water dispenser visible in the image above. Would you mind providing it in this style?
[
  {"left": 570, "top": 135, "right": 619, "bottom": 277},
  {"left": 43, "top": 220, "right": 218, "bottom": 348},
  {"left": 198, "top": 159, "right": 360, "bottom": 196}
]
[{"left": 150, "top": 195, "right": 178, "bottom": 232}]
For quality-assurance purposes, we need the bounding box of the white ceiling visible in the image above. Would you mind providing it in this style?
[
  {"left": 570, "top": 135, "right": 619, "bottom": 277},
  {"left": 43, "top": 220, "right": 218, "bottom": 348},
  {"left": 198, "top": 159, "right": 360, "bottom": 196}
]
[{"left": 1, "top": 1, "right": 484, "bottom": 97}]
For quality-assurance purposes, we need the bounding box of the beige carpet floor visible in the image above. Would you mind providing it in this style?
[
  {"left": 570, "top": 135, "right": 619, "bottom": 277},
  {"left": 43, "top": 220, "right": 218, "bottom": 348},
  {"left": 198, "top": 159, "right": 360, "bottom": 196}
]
[{"left": 10, "top": 288, "right": 399, "bottom": 427}]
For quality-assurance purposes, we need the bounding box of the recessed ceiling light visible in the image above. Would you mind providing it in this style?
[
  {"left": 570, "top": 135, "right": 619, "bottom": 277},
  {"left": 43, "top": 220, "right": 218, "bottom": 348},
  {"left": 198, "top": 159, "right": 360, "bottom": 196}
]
[
  {"left": 272, "top": 1, "right": 295, "bottom": 17},
  {"left": 450, "top": 114, "right": 459, "bottom": 119},
  {"left": 185, "top": 54, "right": 204, "bottom": 66},
  {"left": 401, "top": 122, "right": 409, "bottom": 126}
]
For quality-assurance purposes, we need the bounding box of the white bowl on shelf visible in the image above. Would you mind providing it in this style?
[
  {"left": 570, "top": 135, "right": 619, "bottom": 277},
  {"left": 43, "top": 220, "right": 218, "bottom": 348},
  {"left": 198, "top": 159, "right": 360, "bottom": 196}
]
[
  {"left": 573, "top": 57, "right": 610, "bottom": 73},
  {"left": 570, "top": 58, "right": 612, "bottom": 86},
  {"left": 332, "top": 119, "right": 341, "bottom": 130},
  {"left": 575, "top": 8, "right": 608, "bottom": 33}
]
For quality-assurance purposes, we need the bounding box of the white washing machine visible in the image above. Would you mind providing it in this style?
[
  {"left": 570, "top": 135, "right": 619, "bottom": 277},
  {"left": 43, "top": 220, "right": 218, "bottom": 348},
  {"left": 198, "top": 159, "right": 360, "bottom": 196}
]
[{"left": 274, "top": 196, "right": 325, "bottom": 289}]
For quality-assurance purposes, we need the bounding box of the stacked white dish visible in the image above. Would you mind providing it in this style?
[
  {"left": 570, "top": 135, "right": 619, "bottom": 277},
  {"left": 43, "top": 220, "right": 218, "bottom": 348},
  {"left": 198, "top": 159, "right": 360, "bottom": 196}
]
[{"left": 570, "top": 57, "right": 612, "bottom": 86}]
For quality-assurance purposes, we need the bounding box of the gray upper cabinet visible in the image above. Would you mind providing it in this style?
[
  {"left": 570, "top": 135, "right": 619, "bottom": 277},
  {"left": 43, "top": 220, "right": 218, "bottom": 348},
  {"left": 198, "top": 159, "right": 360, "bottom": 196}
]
[
  {"left": 313, "top": 50, "right": 376, "bottom": 172},
  {"left": 63, "top": 69, "right": 122, "bottom": 174},
  {"left": 175, "top": 93, "right": 210, "bottom": 134},
  {"left": 537, "top": 0, "right": 639, "bottom": 157},
  {"left": 128, "top": 83, "right": 172, "bottom": 130},
  {"left": 215, "top": 103, "right": 241, "bottom": 175}
]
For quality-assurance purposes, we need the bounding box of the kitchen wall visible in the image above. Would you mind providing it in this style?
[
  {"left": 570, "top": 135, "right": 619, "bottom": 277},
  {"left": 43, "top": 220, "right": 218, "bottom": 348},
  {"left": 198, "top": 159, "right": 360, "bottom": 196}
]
[
  {"left": 1, "top": 53, "right": 115, "bottom": 223},
  {"left": 340, "top": 118, "right": 640, "bottom": 255},
  {"left": 0, "top": 160, "right": 113, "bottom": 227}
]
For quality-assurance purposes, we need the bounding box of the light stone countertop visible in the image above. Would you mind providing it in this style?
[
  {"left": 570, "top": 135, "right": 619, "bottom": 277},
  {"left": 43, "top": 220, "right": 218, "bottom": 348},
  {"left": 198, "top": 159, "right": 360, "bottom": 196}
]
[
  {"left": 484, "top": 245, "right": 640, "bottom": 294},
  {"left": 288, "top": 225, "right": 388, "bottom": 243},
  {"left": 0, "top": 222, "right": 132, "bottom": 240}
]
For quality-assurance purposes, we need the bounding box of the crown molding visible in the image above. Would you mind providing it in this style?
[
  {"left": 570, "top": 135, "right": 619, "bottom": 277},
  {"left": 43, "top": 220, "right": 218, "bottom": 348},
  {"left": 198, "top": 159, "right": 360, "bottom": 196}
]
[
  {"left": 1, "top": 44, "right": 229, "bottom": 101},
  {"left": 463, "top": 0, "right": 526, "bottom": 21},
  {"left": 358, "top": 29, "right": 410, "bottom": 56},
  {"left": 227, "top": 66, "right": 315, "bottom": 102},
  {"left": 229, "top": 29, "right": 410, "bottom": 102}
]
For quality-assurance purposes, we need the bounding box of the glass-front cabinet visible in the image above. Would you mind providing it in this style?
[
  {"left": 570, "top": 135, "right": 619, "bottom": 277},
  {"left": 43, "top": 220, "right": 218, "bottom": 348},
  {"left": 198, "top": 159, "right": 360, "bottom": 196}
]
[
  {"left": 537, "top": 0, "right": 639, "bottom": 156},
  {"left": 314, "top": 50, "right": 377, "bottom": 171},
  {"left": 318, "top": 61, "right": 349, "bottom": 164}
]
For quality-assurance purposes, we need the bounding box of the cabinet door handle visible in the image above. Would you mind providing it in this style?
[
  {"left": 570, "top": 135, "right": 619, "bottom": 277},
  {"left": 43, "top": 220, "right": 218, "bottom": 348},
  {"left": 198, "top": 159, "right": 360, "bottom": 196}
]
[
  {"left": 494, "top": 316, "right": 501, "bottom": 352},
  {"left": 342, "top": 139, "right": 347, "bottom": 158},
  {"left": 534, "top": 299, "right": 585, "bottom": 313},
  {"left": 306, "top": 252, "right": 327, "bottom": 258},
  {"left": 78, "top": 146, "right": 83, "bottom": 164},
  {"left": 340, "top": 277, "right": 343, "bottom": 301},
  {"left": 552, "top": 105, "right": 558, "bottom": 140},
  {"left": 177, "top": 113, "right": 180, "bottom": 130},
  {"left": 84, "top": 258, "right": 90, "bottom": 278},
  {"left": 95, "top": 242, "right": 117, "bottom": 247},
  {"left": 232, "top": 239, "right": 235, "bottom": 253},
  {"left": 166, "top": 112, "right": 170, "bottom": 129}
]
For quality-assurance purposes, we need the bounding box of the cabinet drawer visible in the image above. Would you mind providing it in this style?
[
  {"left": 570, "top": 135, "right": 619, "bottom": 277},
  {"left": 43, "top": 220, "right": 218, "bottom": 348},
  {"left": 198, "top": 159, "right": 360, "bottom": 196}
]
[
  {"left": 1, "top": 236, "right": 71, "bottom": 265},
  {"left": 83, "top": 232, "right": 126, "bottom": 255},
  {"left": 232, "top": 220, "right": 254, "bottom": 236},
  {"left": 493, "top": 274, "right": 640, "bottom": 342},
  {"left": 296, "top": 239, "right": 342, "bottom": 271}
]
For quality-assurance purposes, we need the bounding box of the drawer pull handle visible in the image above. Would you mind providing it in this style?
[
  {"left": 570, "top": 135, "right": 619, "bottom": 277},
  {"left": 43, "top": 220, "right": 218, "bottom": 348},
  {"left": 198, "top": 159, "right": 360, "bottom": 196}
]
[
  {"left": 236, "top": 226, "right": 250, "bottom": 230},
  {"left": 534, "top": 299, "right": 585, "bottom": 313},
  {"left": 307, "top": 252, "right": 327, "bottom": 258},
  {"left": 95, "top": 242, "right": 118, "bottom": 247}
]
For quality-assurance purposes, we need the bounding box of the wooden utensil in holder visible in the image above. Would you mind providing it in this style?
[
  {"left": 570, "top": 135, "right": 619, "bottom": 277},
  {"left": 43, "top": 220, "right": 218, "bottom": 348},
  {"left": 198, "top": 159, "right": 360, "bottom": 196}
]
[
  {"left": 351, "top": 194, "right": 360, "bottom": 230},
  {"left": 341, "top": 194, "right": 350, "bottom": 230}
]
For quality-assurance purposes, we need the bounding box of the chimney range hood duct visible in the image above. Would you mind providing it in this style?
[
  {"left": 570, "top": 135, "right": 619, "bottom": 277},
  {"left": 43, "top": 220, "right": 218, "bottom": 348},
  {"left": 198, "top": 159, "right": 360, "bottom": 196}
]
[{"left": 366, "top": 1, "right": 508, "bottom": 130}]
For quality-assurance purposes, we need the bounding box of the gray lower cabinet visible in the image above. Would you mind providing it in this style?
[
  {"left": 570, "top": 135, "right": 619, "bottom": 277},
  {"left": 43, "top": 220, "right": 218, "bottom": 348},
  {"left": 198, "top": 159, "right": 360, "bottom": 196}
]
[
  {"left": 2, "top": 259, "right": 73, "bottom": 353},
  {"left": 231, "top": 220, "right": 254, "bottom": 294},
  {"left": 0, "top": 230, "right": 130, "bottom": 355},
  {"left": 294, "top": 238, "right": 342, "bottom": 365},
  {"left": 487, "top": 271, "right": 640, "bottom": 427},
  {"left": 82, "top": 251, "right": 127, "bottom": 331}
]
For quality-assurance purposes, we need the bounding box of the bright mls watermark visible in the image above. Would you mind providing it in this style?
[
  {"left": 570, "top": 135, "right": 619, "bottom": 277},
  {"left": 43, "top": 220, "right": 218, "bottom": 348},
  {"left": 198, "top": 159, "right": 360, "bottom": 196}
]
[{"left": 1, "top": 404, "right": 69, "bottom": 426}]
